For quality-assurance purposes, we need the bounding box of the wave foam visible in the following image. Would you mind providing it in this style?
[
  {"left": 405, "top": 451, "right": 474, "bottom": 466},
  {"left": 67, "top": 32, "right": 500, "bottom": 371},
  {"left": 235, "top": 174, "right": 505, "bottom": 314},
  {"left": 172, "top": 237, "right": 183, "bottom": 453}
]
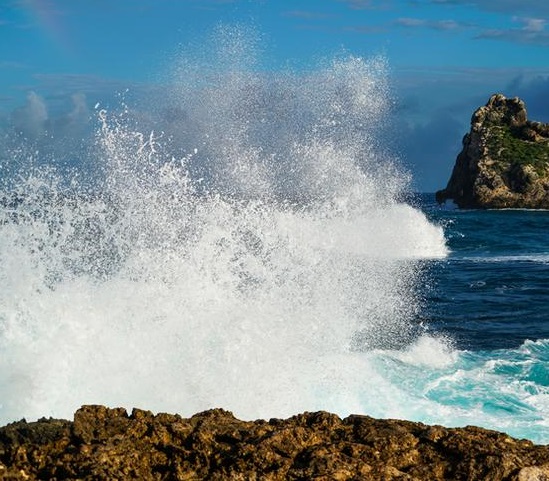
[{"left": 0, "top": 29, "right": 448, "bottom": 424}]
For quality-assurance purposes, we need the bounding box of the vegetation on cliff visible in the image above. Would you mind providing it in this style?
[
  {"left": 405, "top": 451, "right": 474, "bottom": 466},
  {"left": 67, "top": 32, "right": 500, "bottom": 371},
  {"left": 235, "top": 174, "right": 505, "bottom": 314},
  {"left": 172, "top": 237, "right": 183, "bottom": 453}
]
[
  {"left": 0, "top": 405, "right": 548, "bottom": 480},
  {"left": 436, "top": 94, "right": 549, "bottom": 209}
]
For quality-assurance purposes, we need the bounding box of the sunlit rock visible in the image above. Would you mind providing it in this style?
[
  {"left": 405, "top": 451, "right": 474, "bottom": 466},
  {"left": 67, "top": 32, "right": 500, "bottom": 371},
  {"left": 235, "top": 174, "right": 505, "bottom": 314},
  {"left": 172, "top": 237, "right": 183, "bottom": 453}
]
[
  {"left": 436, "top": 94, "right": 549, "bottom": 209},
  {"left": 0, "top": 405, "right": 548, "bottom": 480}
]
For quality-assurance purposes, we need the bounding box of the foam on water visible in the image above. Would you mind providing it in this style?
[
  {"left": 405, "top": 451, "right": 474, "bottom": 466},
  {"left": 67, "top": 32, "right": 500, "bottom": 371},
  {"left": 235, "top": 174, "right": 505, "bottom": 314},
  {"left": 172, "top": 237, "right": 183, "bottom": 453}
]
[
  {"left": 462, "top": 254, "right": 549, "bottom": 264},
  {"left": 0, "top": 32, "right": 449, "bottom": 424},
  {"left": 369, "top": 337, "right": 549, "bottom": 444},
  {"left": 9, "top": 30, "right": 547, "bottom": 445}
]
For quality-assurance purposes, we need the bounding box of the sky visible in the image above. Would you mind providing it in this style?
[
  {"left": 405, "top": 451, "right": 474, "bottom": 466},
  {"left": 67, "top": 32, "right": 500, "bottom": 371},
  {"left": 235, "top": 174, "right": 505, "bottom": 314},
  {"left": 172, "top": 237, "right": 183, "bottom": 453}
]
[{"left": 1, "top": 0, "right": 549, "bottom": 191}]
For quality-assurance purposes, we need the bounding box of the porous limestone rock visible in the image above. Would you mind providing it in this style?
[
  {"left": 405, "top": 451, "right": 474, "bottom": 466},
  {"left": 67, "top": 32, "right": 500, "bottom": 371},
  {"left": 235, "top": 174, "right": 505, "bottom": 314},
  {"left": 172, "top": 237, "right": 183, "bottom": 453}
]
[
  {"left": 0, "top": 405, "right": 548, "bottom": 480},
  {"left": 436, "top": 94, "right": 549, "bottom": 209}
]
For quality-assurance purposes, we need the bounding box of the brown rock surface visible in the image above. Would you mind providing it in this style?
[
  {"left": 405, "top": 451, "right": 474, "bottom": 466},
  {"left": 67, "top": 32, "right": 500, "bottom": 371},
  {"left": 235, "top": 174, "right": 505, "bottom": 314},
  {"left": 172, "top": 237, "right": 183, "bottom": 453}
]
[
  {"left": 0, "top": 405, "right": 548, "bottom": 480},
  {"left": 436, "top": 94, "right": 549, "bottom": 209}
]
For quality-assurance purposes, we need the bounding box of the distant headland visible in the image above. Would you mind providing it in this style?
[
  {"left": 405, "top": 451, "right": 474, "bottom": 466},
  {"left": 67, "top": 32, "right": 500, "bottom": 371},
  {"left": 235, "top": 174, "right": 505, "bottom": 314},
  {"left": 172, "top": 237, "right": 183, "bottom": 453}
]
[{"left": 436, "top": 94, "right": 549, "bottom": 209}]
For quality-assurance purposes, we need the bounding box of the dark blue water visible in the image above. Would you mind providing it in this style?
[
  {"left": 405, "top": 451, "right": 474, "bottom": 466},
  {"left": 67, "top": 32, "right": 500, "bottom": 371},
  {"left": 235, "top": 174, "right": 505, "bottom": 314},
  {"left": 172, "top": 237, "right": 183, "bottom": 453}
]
[
  {"left": 420, "top": 194, "right": 549, "bottom": 350},
  {"left": 360, "top": 194, "right": 548, "bottom": 444}
]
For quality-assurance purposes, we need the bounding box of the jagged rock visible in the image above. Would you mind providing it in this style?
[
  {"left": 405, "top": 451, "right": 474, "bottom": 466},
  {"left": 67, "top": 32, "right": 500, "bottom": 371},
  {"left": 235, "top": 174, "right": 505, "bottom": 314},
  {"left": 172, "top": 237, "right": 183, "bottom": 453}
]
[
  {"left": 0, "top": 405, "right": 548, "bottom": 480},
  {"left": 436, "top": 94, "right": 549, "bottom": 208}
]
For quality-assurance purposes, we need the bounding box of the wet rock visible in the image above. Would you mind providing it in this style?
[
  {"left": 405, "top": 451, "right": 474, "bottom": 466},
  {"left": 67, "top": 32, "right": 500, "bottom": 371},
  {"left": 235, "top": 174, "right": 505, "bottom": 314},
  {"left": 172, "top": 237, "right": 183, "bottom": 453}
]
[
  {"left": 0, "top": 405, "right": 548, "bottom": 480},
  {"left": 436, "top": 94, "right": 549, "bottom": 209}
]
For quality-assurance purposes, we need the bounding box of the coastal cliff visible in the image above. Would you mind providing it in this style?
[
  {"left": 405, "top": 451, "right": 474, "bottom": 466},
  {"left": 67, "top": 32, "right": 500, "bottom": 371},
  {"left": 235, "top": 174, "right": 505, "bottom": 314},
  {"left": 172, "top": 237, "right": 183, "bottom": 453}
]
[
  {"left": 436, "top": 94, "right": 549, "bottom": 209},
  {"left": 0, "top": 405, "right": 548, "bottom": 480}
]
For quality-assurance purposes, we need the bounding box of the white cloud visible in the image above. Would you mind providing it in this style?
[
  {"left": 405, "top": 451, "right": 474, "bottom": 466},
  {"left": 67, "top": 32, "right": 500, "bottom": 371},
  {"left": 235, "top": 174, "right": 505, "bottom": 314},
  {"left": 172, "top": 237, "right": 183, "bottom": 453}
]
[
  {"left": 429, "top": 0, "right": 549, "bottom": 16},
  {"left": 339, "top": 0, "right": 392, "bottom": 10},
  {"left": 476, "top": 24, "right": 549, "bottom": 46},
  {"left": 513, "top": 16, "right": 547, "bottom": 32},
  {"left": 283, "top": 10, "right": 335, "bottom": 20},
  {"left": 0, "top": 60, "right": 28, "bottom": 69},
  {"left": 395, "top": 17, "right": 471, "bottom": 31},
  {"left": 11, "top": 91, "right": 48, "bottom": 139},
  {"left": 396, "top": 17, "right": 426, "bottom": 27}
]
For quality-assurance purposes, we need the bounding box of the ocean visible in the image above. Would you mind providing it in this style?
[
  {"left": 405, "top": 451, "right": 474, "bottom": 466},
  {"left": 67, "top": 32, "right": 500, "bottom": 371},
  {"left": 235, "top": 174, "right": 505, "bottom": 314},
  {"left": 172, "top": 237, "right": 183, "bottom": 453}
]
[
  {"left": 408, "top": 196, "right": 549, "bottom": 444},
  {"left": 0, "top": 43, "right": 547, "bottom": 445}
]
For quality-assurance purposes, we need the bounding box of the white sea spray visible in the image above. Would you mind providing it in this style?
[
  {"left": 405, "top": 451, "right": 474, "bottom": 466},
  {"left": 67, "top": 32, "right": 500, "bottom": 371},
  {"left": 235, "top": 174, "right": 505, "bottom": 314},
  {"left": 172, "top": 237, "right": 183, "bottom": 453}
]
[{"left": 0, "top": 28, "right": 448, "bottom": 424}]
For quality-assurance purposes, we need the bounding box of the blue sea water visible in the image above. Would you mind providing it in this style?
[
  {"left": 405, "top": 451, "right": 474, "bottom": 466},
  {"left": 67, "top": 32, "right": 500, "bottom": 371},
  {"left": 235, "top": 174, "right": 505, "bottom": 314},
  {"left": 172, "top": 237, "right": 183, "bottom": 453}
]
[
  {"left": 422, "top": 194, "right": 549, "bottom": 350},
  {"left": 404, "top": 194, "right": 549, "bottom": 443},
  {"left": 0, "top": 41, "right": 547, "bottom": 445}
]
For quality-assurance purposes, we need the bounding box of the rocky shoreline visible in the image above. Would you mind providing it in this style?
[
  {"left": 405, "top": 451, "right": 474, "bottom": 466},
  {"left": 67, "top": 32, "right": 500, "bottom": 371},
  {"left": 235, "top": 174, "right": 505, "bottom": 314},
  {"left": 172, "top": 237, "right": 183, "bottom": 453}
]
[
  {"left": 436, "top": 94, "right": 549, "bottom": 209},
  {"left": 0, "top": 405, "right": 548, "bottom": 480}
]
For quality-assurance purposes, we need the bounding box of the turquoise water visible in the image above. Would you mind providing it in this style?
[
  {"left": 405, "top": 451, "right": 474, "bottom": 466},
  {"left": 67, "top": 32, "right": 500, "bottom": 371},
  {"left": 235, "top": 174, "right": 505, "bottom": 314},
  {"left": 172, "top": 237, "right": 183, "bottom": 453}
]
[{"left": 392, "top": 195, "right": 549, "bottom": 443}]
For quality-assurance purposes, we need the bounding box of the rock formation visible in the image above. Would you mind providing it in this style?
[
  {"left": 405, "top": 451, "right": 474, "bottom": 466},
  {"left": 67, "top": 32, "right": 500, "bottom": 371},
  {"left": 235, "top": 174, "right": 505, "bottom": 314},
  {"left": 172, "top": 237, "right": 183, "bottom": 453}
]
[
  {"left": 436, "top": 94, "right": 549, "bottom": 208},
  {"left": 0, "top": 405, "right": 548, "bottom": 480}
]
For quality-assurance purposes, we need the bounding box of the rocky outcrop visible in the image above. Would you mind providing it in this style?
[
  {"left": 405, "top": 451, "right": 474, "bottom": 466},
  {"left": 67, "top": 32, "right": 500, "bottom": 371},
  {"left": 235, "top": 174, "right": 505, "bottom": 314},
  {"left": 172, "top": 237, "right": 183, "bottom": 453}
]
[
  {"left": 436, "top": 94, "right": 549, "bottom": 208},
  {"left": 0, "top": 405, "right": 548, "bottom": 480}
]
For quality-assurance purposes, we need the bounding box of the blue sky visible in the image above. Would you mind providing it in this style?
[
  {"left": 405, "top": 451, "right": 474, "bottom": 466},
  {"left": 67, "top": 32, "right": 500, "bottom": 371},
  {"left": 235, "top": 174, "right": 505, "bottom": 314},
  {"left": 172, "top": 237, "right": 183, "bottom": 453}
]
[{"left": 1, "top": 0, "right": 549, "bottom": 191}]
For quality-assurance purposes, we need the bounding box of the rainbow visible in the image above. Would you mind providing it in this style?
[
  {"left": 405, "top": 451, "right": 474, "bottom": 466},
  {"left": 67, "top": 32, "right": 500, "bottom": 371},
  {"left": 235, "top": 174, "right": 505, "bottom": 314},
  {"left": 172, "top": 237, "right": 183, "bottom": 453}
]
[{"left": 20, "top": 0, "right": 73, "bottom": 56}]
